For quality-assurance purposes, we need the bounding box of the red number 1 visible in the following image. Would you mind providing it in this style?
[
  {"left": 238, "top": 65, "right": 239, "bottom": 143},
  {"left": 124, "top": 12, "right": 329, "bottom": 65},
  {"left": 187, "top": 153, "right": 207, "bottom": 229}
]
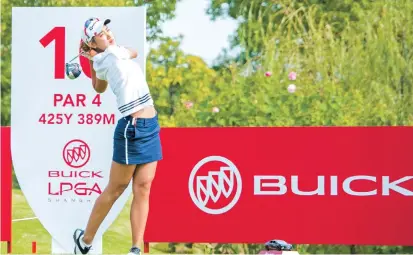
[
  {"left": 40, "top": 27, "right": 91, "bottom": 79},
  {"left": 39, "top": 27, "right": 65, "bottom": 79}
]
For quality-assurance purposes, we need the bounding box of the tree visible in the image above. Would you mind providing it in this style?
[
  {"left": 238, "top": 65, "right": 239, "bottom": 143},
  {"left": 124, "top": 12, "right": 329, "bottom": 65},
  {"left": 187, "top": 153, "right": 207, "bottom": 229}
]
[
  {"left": 206, "top": 0, "right": 376, "bottom": 65},
  {"left": 146, "top": 36, "right": 218, "bottom": 127}
]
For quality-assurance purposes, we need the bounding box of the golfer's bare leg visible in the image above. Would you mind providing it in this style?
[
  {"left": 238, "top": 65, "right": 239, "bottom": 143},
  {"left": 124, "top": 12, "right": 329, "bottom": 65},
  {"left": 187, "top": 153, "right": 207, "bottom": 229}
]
[
  {"left": 130, "top": 161, "right": 158, "bottom": 248},
  {"left": 82, "top": 161, "right": 136, "bottom": 244}
]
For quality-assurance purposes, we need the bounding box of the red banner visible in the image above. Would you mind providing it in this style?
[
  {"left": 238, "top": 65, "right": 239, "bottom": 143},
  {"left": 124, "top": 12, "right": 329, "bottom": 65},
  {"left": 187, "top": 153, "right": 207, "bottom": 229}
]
[
  {"left": 1, "top": 126, "right": 12, "bottom": 242},
  {"left": 146, "top": 127, "right": 413, "bottom": 246}
]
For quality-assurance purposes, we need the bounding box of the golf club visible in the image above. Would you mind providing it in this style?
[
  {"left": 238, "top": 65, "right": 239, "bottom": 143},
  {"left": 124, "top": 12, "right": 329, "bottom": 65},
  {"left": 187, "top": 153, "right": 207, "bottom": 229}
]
[{"left": 67, "top": 54, "right": 80, "bottom": 64}]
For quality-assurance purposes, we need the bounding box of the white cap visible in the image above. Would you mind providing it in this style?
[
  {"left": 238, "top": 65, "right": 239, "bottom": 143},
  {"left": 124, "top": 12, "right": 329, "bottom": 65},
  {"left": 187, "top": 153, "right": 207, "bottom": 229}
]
[{"left": 81, "top": 17, "right": 111, "bottom": 44}]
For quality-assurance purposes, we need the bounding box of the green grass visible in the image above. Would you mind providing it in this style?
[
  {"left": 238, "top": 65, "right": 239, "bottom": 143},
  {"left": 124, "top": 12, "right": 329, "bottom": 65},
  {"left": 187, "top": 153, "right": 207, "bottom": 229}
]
[
  {"left": 2, "top": 185, "right": 413, "bottom": 254},
  {"left": 1, "top": 189, "right": 165, "bottom": 254}
]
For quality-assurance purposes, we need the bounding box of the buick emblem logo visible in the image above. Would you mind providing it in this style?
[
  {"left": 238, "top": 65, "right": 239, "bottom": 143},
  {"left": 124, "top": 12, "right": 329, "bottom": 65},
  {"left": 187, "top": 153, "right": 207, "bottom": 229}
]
[
  {"left": 188, "top": 156, "right": 242, "bottom": 215},
  {"left": 62, "top": 139, "right": 90, "bottom": 168}
]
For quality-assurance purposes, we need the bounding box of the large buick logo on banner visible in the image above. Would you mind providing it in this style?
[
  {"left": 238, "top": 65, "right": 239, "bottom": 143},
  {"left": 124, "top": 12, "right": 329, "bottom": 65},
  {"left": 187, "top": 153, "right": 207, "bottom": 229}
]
[
  {"left": 188, "top": 156, "right": 243, "bottom": 215},
  {"left": 146, "top": 128, "right": 413, "bottom": 246}
]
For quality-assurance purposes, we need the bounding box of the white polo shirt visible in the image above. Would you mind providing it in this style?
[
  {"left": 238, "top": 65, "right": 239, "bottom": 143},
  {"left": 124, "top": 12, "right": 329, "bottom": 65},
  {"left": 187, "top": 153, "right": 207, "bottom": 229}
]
[{"left": 92, "top": 45, "right": 153, "bottom": 117}]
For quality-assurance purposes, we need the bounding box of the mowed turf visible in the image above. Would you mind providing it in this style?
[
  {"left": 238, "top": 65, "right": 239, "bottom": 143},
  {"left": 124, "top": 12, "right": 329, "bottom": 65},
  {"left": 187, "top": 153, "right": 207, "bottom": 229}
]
[{"left": 1, "top": 189, "right": 164, "bottom": 254}]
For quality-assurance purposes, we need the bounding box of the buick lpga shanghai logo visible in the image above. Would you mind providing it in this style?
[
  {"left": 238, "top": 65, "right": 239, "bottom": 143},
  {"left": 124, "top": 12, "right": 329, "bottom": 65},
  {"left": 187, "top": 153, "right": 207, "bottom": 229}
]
[
  {"left": 48, "top": 138, "right": 102, "bottom": 202},
  {"left": 63, "top": 139, "right": 90, "bottom": 168},
  {"left": 188, "top": 156, "right": 242, "bottom": 215}
]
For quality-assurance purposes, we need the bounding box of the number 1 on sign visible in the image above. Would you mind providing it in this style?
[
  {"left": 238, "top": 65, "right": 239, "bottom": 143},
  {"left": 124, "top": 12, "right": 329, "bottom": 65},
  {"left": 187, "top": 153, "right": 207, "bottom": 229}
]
[{"left": 39, "top": 27, "right": 91, "bottom": 79}]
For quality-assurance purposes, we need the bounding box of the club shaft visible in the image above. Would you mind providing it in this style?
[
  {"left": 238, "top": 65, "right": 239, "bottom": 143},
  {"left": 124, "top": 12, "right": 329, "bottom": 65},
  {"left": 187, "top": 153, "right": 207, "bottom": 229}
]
[{"left": 68, "top": 54, "right": 79, "bottom": 63}]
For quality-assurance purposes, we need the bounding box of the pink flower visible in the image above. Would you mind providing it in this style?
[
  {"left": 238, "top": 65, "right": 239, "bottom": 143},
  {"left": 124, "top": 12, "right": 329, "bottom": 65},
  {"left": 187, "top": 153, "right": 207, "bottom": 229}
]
[
  {"left": 185, "top": 101, "right": 193, "bottom": 109},
  {"left": 212, "top": 107, "right": 220, "bottom": 113},
  {"left": 265, "top": 71, "right": 272, "bottom": 77},
  {"left": 288, "top": 71, "right": 297, "bottom": 81}
]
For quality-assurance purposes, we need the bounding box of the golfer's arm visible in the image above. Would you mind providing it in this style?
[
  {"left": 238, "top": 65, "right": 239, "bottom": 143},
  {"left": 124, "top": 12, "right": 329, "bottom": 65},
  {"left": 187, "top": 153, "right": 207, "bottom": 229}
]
[{"left": 90, "top": 60, "right": 108, "bottom": 93}]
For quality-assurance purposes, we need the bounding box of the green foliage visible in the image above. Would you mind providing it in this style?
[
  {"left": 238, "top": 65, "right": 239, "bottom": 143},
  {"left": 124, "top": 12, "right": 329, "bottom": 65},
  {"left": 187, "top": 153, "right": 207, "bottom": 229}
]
[
  {"left": 143, "top": 1, "right": 413, "bottom": 129},
  {"left": 207, "top": 0, "right": 404, "bottom": 64},
  {"left": 146, "top": 36, "right": 218, "bottom": 127},
  {"left": 193, "top": 0, "right": 412, "bottom": 127},
  {"left": 299, "top": 244, "right": 413, "bottom": 254}
]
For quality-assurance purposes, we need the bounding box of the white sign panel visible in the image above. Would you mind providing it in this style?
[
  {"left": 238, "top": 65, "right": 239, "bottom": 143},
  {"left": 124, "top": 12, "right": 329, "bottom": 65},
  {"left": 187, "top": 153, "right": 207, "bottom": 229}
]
[{"left": 11, "top": 7, "right": 146, "bottom": 253}]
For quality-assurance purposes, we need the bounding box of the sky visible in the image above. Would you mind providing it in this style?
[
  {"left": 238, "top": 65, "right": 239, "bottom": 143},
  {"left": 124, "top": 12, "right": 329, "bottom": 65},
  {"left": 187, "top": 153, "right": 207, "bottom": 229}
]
[{"left": 145, "top": 0, "right": 239, "bottom": 66}]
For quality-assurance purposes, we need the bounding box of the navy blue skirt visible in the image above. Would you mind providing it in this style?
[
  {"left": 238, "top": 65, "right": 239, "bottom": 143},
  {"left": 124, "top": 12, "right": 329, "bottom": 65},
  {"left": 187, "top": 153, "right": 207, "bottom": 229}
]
[{"left": 113, "top": 113, "right": 163, "bottom": 165}]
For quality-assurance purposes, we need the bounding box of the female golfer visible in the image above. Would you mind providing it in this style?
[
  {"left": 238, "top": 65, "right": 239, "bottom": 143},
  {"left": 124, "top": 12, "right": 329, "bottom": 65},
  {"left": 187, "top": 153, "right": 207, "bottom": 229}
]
[{"left": 72, "top": 17, "right": 162, "bottom": 255}]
